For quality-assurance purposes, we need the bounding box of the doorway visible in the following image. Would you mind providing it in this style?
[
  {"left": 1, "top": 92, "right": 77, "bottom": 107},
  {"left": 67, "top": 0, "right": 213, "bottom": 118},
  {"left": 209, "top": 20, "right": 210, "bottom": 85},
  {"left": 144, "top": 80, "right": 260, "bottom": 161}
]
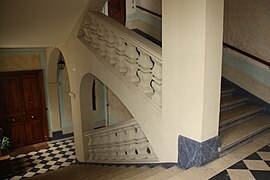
[
  {"left": 108, "top": 0, "right": 126, "bottom": 25},
  {"left": 0, "top": 70, "right": 49, "bottom": 148}
]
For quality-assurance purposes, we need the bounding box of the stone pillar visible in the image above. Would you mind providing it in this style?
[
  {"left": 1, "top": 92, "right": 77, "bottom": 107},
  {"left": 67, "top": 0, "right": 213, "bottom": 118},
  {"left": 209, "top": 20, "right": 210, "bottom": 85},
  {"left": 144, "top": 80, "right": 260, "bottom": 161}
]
[{"left": 162, "top": 0, "right": 224, "bottom": 169}]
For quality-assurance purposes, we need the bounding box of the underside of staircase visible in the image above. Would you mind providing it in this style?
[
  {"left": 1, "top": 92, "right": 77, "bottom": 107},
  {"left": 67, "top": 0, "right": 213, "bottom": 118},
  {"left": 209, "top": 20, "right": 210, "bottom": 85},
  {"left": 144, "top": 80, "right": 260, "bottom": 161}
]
[{"left": 219, "top": 86, "right": 270, "bottom": 156}]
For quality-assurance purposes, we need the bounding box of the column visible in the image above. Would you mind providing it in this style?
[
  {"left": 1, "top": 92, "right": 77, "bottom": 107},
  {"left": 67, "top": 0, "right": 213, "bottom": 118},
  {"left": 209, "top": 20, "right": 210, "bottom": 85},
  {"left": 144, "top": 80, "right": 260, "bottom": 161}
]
[{"left": 162, "top": 0, "right": 224, "bottom": 169}]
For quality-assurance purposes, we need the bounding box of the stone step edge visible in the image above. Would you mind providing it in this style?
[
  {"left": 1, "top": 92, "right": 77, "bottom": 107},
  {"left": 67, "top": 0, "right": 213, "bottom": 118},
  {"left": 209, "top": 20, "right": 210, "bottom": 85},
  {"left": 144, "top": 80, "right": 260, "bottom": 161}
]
[
  {"left": 219, "top": 110, "right": 264, "bottom": 131},
  {"left": 219, "top": 125, "right": 270, "bottom": 156}
]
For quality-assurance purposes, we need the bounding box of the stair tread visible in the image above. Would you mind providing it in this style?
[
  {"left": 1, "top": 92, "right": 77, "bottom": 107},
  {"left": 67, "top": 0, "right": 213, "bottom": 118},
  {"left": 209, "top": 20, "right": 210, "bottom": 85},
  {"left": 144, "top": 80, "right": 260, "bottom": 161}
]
[
  {"left": 221, "top": 96, "right": 248, "bottom": 108},
  {"left": 110, "top": 166, "right": 150, "bottom": 180},
  {"left": 220, "top": 104, "right": 264, "bottom": 125},
  {"left": 220, "top": 114, "right": 270, "bottom": 149},
  {"left": 96, "top": 166, "right": 137, "bottom": 180},
  {"left": 126, "top": 166, "right": 166, "bottom": 180},
  {"left": 221, "top": 87, "right": 234, "bottom": 94},
  {"left": 144, "top": 166, "right": 183, "bottom": 180},
  {"left": 91, "top": 165, "right": 126, "bottom": 179}
]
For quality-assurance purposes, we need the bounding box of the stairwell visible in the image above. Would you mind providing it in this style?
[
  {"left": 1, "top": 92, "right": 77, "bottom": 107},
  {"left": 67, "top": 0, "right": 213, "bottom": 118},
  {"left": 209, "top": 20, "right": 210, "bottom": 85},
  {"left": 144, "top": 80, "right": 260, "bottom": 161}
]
[
  {"left": 73, "top": 7, "right": 270, "bottom": 171},
  {"left": 31, "top": 86, "right": 270, "bottom": 180},
  {"left": 219, "top": 86, "right": 270, "bottom": 156}
]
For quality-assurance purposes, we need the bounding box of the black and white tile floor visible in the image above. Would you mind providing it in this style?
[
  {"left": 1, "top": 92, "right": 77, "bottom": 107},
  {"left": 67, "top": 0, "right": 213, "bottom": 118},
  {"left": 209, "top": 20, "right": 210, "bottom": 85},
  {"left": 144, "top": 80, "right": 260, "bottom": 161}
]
[
  {"left": 8, "top": 138, "right": 75, "bottom": 180},
  {"left": 210, "top": 143, "right": 270, "bottom": 180}
]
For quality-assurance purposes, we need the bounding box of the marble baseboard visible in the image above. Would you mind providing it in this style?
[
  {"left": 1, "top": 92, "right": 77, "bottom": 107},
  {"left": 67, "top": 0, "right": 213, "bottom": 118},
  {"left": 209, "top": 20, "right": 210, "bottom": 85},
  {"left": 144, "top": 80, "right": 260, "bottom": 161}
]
[{"left": 178, "top": 135, "right": 220, "bottom": 169}]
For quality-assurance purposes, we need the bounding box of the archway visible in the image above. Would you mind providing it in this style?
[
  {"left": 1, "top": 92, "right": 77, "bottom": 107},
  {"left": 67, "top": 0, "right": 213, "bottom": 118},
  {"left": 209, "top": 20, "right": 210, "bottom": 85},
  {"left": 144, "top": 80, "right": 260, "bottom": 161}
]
[{"left": 47, "top": 48, "right": 73, "bottom": 139}]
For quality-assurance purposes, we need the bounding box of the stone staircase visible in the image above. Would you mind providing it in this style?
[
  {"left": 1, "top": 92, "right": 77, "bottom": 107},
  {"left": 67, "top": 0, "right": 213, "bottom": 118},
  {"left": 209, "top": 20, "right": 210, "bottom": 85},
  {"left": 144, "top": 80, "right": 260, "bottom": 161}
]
[
  {"left": 219, "top": 87, "right": 270, "bottom": 156},
  {"left": 32, "top": 164, "right": 185, "bottom": 180},
  {"left": 33, "top": 87, "right": 270, "bottom": 180}
]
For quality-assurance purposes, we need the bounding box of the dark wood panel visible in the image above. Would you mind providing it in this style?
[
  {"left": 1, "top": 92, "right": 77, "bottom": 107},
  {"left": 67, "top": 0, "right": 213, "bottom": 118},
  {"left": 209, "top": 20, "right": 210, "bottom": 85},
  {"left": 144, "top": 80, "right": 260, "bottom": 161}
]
[
  {"left": 108, "top": 0, "right": 126, "bottom": 25},
  {"left": 0, "top": 76, "right": 22, "bottom": 116},
  {"left": 6, "top": 115, "right": 26, "bottom": 148},
  {"left": 25, "top": 113, "right": 43, "bottom": 144},
  {"left": 0, "top": 70, "right": 49, "bottom": 147},
  {"left": 21, "top": 74, "right": 40, "bottom": 113}
]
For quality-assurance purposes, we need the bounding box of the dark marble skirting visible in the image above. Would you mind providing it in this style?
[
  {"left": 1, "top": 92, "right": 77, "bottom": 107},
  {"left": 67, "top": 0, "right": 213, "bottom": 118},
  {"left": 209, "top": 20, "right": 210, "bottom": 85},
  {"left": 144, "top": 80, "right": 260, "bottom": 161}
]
[{"left": 178, "top": 135, "right": 220, "bottom": 169}]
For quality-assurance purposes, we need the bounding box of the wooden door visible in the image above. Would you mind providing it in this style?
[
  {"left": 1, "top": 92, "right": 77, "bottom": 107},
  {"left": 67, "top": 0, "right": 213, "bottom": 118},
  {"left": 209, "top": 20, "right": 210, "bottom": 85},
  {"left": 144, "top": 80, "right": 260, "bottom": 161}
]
[
  {"left": 0, "top": 76, "right": 26, "bottom": 147},
  {"left": 108, "top": 0, "right": 126, "bottom": 25},
  {"left": 21, "top": 73, "right": 44, "bottom": 144},
  {"left": 0, "top": 70, "right": 48, "bottom": 148}
]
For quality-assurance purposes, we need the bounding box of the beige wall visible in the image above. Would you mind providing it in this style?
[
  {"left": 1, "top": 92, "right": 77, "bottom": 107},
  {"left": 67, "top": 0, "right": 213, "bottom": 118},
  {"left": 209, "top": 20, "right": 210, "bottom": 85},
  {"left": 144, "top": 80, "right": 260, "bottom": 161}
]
[
  {"left": 162, "top": 0, "right": 223, "bottom": 143},
  {"left": 107, "top": 88, "right": 133, "bottom": 124},
  {"left": 0, "top": 54, "right": 41, "bottom": 72},
  {"left": 140, "top": 0, "right": 162, "bottom": 14},
  {"left": 0, "top": 0, "right": 89, "bottom": 48},
  {"left": 224, "top": 0, "right": 270, "bottom": 63}
]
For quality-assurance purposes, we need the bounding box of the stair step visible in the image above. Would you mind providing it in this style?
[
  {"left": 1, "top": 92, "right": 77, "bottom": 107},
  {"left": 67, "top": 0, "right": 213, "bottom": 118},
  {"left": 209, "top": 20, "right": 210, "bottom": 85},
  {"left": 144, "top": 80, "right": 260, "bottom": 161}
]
[
  {"left": 220, "top": 114, "right": 270, "bottom": 155},
  {"left": 220, "top": 96, "right": 248, "bottom": 111},
  {"left": 221, "top": 87, "right": 234, "bottom": 97},
  {"left": 126, "top": 166, "right": 166, "bottom": 180},
  {"left": 145, "top": 166, "right": 183, "bottom": 180},
  {"left": 110, "top": 165, "right": 150, "bottom": 180},
  {"left": 220, "top": 104, "right": 264, "bottom": 130},
  {"left": 96, "top": 166, "right": 137, "bottom": 180},
  {"left": 90, "top": 165, "right": 126, "bottom": 179}
]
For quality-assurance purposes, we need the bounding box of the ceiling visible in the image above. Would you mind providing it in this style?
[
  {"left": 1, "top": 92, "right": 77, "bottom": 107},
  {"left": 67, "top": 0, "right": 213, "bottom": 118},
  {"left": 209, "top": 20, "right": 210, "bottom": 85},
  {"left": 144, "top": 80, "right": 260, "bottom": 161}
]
[{"left": 0, "top": 0, "right": 89, "bottom": 48}]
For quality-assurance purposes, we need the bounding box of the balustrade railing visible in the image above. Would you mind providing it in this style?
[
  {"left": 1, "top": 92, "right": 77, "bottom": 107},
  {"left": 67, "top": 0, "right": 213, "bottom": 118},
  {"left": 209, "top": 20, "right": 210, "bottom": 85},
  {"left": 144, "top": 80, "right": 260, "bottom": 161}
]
[
  {"left": 83, "top": 119, "right": 158, "bottom": 162},
  {"left": 79, "top": 11, "right": 162, "bottom": 108}
]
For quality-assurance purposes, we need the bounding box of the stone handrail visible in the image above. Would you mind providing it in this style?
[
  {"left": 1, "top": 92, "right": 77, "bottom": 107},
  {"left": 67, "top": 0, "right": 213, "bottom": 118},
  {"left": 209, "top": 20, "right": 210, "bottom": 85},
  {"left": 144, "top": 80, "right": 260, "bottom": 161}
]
[
  {"left": 79, "top": 11, "right": 162, "bottom": 107},
  {"left": 83, "top": 119, "right": 158, "bottom": 163}
]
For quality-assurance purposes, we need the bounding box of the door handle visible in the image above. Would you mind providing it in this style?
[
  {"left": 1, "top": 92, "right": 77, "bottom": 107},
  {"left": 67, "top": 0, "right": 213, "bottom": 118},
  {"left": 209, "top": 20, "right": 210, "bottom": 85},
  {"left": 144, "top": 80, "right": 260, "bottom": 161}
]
[
  {"left": 31, "top": 115, "right": 34, "bottom": 119},
  {"left": 12, "top": 118, "right": 16, "bottom": 122}
]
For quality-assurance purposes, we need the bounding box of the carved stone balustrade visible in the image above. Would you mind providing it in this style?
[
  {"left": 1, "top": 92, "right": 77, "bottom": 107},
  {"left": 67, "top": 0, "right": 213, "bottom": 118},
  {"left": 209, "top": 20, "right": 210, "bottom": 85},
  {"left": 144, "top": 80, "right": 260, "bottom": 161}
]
[
  {"left": 79, "top": 11, "right": 162, "bottom": 109},
  {"left": 83, "top": 119, "right": 158, "bottom": 163}
]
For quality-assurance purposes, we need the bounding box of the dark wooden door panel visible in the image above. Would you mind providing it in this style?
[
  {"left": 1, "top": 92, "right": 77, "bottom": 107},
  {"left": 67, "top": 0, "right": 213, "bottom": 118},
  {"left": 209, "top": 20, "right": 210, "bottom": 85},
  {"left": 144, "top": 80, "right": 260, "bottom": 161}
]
[
  {"left": 6, "top": 115, "right": 26, "bottom": 148},
  {"left": 25, "top": 114, "right": 43, "bottom": 144},
  {"left": 0, "top": 70, "right": 48, "bottom": 148},
  {"left": 0, "top": 77, "right": 22, "bottom": 115},
  {"left": 108, "top": 0, "right": 126, "bottom": 25},
  {"left": 21, "top": 75, "right": 40, "bottom": 113}
]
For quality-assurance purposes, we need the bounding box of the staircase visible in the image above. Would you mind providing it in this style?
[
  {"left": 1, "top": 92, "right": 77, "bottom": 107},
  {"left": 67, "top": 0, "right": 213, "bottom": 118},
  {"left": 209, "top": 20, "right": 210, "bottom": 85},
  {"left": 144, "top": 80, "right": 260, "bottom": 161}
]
[
  {"left": 219, "top": 86, "right": 270, "bottom": 156},
  {"left": 75, "top": 8, "right": 270, "bottom": 167},
  {"left": 32, "top": 164, "right": 185, "bottom": 180},
  {"left": 32, "top": 86, "right": 270, "bottom": 179}
]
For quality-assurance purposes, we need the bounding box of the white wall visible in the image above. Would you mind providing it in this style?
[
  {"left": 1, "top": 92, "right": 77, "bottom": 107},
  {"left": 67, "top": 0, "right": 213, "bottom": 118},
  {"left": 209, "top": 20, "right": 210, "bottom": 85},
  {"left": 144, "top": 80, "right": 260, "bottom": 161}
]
[
  {"left": 224, "top": 0, "right": 270, "bottom": 63},
  {"left": 162, "top": 0, "right": 223, "bottom": 142},
  {"left": 140, "top": 0, "right": 162, "bottom": 14}
]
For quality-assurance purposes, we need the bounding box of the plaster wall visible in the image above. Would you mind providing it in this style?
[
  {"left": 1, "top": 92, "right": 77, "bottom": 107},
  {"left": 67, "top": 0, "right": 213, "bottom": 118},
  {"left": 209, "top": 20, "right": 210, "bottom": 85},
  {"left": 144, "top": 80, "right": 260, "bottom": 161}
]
[
  {"left": 140, "top": 0, "right": 162, "bottom": 15},
  {"left": 162, "top": 0, "right": 223, "bottom": 142},
  {"left": 107, "top": 88, "right": 133, "bottom": 124},
  {"left": 224, "top": 0, "right": 270, "bottom": 63},
  {"left": 0, "top": 0, "right": 89, "bottom": 48},
  {"left": 0, "top": 53, "right": 41, "bottom": 72},
  {"left": 223, "top": 49, "right": 270, "bottom": 103},
  {"left": 58, "top": 67, "right": 73, "bottom": 134}
]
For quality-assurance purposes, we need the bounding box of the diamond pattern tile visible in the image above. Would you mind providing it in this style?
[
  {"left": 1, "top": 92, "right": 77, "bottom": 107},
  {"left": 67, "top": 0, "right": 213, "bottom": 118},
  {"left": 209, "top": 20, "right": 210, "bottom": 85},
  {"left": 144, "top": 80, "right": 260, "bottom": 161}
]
[{"left": 8, "top": 138, "right": 75, "bottom": 179}]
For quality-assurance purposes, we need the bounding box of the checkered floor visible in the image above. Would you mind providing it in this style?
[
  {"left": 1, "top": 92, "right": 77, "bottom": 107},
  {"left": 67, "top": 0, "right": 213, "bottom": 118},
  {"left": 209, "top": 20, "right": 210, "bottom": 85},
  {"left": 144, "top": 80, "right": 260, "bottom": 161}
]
[
  {"left": 8, "top": 138, "right": 75, "bottom": 180},
  {"left": 210, "top": 143, "right": 270, "bottom": 180}
]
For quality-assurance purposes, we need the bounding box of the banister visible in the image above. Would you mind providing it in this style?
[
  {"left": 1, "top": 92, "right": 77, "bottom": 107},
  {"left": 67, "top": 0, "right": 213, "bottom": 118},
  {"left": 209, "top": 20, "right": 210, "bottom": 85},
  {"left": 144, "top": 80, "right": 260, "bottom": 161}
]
[
  {"left": 87, "top": 11, "right": 162, "bottom": 64},
  {"left": 80, "top": 11, "right": 163, "bottom": 108},
  {"left": 223, "top": 42, "right": 270, "bottom": 69},
  {"left": 136, "top": 5, "right": 162, "bottom": 18}
]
